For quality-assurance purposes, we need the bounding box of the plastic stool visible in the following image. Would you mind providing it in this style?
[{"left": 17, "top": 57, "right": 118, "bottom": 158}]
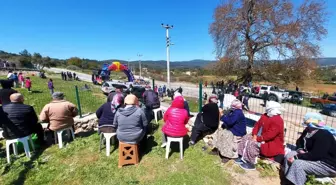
[
  {"left": 6, "top": 135, "right": 35, "bottom": 163},
  {"left": 153, "top": 108, "right": 163, "bottom": 124},
  {"left": 99, "top": 132, "right": 117, "bottom": 156},
  {"left": 118, "top": 142, "right": 139, "bottom": 168},
  {"left": 54, "top": 127, "right": 75, "bottom": 148},
  {"left": 165, "top": 137, "right": 184, "bottom": 160}
]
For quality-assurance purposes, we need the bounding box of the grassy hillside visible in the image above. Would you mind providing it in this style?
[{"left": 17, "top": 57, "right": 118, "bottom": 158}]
[{"left": 1, "top": 74, "right": 105, "bottom": 115}]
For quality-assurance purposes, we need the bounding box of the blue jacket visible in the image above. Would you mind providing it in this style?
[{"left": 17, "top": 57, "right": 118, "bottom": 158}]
[
  {"left": 221, "top": 109, "right": 247, "bottom": 137},
  {"left": 96, "top": 102, "right": 116, "bottom": 128}
]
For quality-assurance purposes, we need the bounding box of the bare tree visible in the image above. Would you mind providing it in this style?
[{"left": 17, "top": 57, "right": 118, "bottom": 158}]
[{"left": 209, "top": 0, "right": 328, "bottom": 84}]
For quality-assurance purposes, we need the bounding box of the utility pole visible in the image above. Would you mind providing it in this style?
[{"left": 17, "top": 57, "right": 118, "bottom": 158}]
[
  {"left": 137, "top": 54, "right": 142, "bottom": 79},
  {"left": 161, "top": 23, "right": 173, "bottom": 88}
]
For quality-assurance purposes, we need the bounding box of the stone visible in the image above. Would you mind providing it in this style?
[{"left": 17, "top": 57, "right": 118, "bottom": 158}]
[{"left": 73, "top": 113, "right": 98, "bottom": 134}]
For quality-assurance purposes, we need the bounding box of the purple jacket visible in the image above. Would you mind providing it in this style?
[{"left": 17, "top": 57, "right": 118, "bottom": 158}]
[{"left": 48, "top": 81, "right": 54, "bottom": 89}]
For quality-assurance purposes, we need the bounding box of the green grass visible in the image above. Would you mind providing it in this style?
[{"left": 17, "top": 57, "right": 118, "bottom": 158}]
[
  {"left": 2, "top": 75, "right": 105, "bottom": 115},
  {"left": 0, "top": 123, "right": 231, "bottom": 185},
  {"left": 164, "top": 97, "right": 205, "bottom": 113}
]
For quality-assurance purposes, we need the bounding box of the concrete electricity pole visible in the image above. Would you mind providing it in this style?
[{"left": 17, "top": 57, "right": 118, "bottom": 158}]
[
  {"left": 137, "top": 54, "right": 143, "bottom": 79},
  {"left": 161, "top": 23, "right": 173, "bottom": 88}
]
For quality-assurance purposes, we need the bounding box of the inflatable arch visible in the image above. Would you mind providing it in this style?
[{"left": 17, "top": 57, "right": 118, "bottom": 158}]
[{"left": 105, "top": 61, "right": 135, "bottom": 82}]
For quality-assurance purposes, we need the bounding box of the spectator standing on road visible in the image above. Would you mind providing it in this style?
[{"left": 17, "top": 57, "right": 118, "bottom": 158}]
[
  {"left": 205, "top": 81, "right": 208, "bottom": 88},
  {"left": 25, "top": 77, "right": 32, "bottom": 92},
  {"left": 262, "top": 91, "right": 269, "bottom": 107},
  {"left": 163, "top": 85, "right": 166, "bottom": 96},
  {"left": 296, "top": 86, "right": 299, "bottom": 92},
  {"left": 158, "top": 86, "right": 163, "bottom": 98},
  {"left": 48, "top": 79, "right": 55, "bottom": 95},
  {"left": 203, "top": 92, "right": 208, "bottom": 101},
  {"left": 73, "top": 72, "right": 76, "bottom": 80},
  {"left": 218, "top": 90, "right": 224, "bottom": 109},
  {"left": 243, "top": 92, "right": 250, "bottom": 111}
]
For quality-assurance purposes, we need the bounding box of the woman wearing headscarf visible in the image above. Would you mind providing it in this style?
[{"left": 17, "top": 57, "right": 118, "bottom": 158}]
[
  {"left": 96, "top": 93, "right": 124, "bottom": 133},
  {"left": 237, "top": 101, "right": 285, "bottom": 170},
  {"left": 284, "top": 113, "right": 336, "bottom": 185},
  {"left": 211, "top": 99, "right": 247, "bottom": 163},
  {"left": 189, "top": 94, "right": 220, "bottom": 145},
  {"left": 113, "top": 94, "right": 148, "bottom": 145}
]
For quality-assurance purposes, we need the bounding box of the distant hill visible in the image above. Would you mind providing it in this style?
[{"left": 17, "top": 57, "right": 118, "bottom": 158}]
[
  {"left": 101, "top": 58, "right": 336, "bottom": 69},
  {"left": 316, "top": 58, "right": 336, "bottom": 66},
  {"left": 101, "top": 59, "right": 216, "bottom": 69}
]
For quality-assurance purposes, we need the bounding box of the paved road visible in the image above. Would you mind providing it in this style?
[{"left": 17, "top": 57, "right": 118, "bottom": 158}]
[{"left": 45, "top": 68, "right": 336, "bottom": 132}]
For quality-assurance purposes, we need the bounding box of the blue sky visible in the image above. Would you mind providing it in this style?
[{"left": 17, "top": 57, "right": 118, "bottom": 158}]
[{"left": 0, "top": 0, "right": 335, "bottom": 61}]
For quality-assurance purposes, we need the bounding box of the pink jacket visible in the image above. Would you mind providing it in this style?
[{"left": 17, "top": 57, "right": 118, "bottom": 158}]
[
  {"left": 25, "top": 80, "right": 31, "bottom": 88},
  {"left": 18, "top": 74, "right": 24, "bottom": 82},
  {"left": 162, "top": 96, "right": 189, "bottom": 137}
]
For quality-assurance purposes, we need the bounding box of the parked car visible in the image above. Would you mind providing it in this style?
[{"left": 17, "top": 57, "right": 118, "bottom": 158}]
[
  {"left": 311, "top": 95, "right": 336, "bottom": 109},
  {"left": 286, "top": 90, "right": 303, "bottom": 104},
  {"left": 251, "top": 85, "right": 289, "bottom": 103},
  {"left": 321, "top": 104, "right": 336, "bottom": 117},
  {"left": 101, "top": 81, "right": 128, "bottom": 95}
]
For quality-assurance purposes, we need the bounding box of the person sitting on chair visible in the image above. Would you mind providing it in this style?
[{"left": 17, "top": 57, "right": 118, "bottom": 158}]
[
  {"left": 1, "top": 93, "right": 45, "bottom": 146},
  {"left": 39, "top": 92, "right": 78, "bottom": 132},
  {"left": 96, "top": 94, "right": 124, "bottom": 133},
  {"left": 113, "top": 95, "right": 148, "bottom": 148},
  {"left": 161, "top": 96, "right": 190, "bottom": 148}
]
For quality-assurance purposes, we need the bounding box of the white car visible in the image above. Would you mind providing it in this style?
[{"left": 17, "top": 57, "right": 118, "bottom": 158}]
[
  {"left": 101, "top": 81, "right": 128, "bottom": 95},
  {"left": 258, "top": 85, "right": 289, "bottom": 102}
]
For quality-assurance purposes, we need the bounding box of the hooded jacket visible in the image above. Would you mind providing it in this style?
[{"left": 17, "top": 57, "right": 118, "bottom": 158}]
[
  {"left": 113, "top": 106, "right": 148, "bottom": 144},
  {"left": 162, "top": 96, "right": 189, "bottom": 137}
]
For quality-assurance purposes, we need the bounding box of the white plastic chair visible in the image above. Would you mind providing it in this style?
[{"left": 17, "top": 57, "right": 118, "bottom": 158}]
[
  {"left": 165, "top": 137, "right": 184, "bottom": 160},
  {"left": 6, "top": 135, "right": 35, "bottom": 163},
  {"left": 54, "top": 127, "right": 75, "bottom": 148},
  {"left": 99, "top": 132, "right": 117, "bottom": 156},
  {"left": 153, "top": 108, "right": 163, "bottom": 124}
]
